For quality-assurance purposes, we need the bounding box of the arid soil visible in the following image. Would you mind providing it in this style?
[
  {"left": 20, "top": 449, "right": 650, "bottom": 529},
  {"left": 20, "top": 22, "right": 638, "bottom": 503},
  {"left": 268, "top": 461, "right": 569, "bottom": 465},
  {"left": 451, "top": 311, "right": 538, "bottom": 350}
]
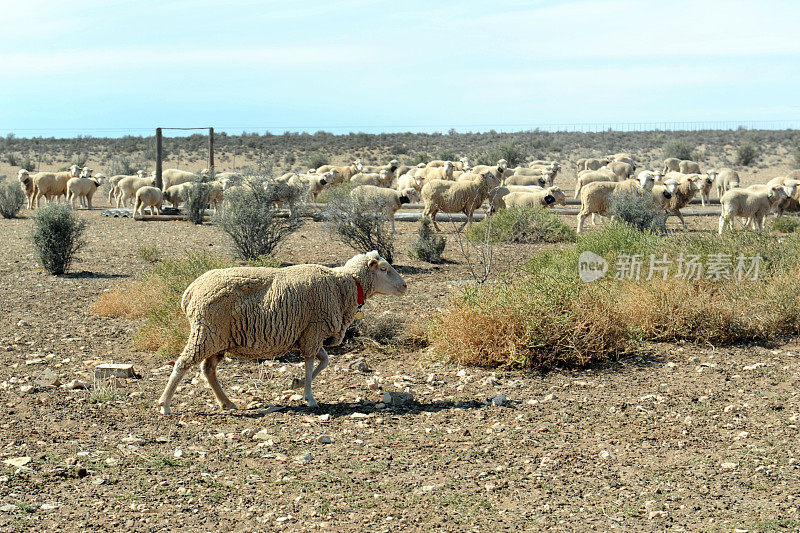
[{"left": 0, "top": 197, "right": 798, "bottom": 532}]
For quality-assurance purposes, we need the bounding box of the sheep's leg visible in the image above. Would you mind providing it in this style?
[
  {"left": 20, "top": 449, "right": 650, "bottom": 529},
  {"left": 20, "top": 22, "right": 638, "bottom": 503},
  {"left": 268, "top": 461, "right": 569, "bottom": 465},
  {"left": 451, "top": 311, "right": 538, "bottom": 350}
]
[
  {"left": 158, "top": 355, "right": 193, "bottom": 415},
  {"left": 201, "top": 354, "right": 235, "bottom": 410},
  {"left": 677, "top": 210, "right": 687, "bottom": 230},
  {"left": 303, "top": 356, "right": 319, "bottom": 408},
  {"left": 577, "top": 213, "right": 586, "bottom": 233}
]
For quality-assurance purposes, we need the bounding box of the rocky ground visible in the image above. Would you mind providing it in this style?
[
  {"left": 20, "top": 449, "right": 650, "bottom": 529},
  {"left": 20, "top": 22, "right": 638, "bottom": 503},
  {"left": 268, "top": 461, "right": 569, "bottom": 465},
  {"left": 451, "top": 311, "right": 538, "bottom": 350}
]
[{"left": 0, "top": 201, "right": 798, "bottom": 532}]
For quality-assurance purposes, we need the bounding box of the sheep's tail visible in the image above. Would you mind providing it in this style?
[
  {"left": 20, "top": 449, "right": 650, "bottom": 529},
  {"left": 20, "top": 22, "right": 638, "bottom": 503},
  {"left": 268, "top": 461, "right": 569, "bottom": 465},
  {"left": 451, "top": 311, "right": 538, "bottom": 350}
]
[
  {"left": 180, "top": 282, "right": 196, "bottom": 315},
  {"left": 574, "top": 181, "right": 582, "bottom": 199}
]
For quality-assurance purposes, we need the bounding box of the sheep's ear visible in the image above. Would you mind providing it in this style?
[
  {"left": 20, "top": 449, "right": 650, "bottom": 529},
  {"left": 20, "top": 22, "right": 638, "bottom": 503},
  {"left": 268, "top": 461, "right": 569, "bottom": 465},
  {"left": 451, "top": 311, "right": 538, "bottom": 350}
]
[{"left": 368, "top": 259, "right": 379, "bottom": 269}]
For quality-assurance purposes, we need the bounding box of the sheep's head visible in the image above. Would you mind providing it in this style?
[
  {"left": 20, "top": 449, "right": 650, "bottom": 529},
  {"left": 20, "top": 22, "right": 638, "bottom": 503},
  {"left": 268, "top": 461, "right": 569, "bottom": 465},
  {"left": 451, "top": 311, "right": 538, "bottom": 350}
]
[
  {"left": 379, "top": 169, "right": 389, "bottom": 182},
  {"left": 389, "top": 159, "right": 400, "bottom": 170},
  {"left": 460, "top": 157, "right": 471, "bottom": 170},
  {"left": 69, "top": 164, "right": 81, "bottom": 177},
  {"left": 17, "top": 169, "right": 31, "bottom": 182},
  {"left": 444, "top": 161, "right": 454, "bottom": 173},
  {"left": 402, "top": 187, "right": 421, "bottom": 204},
  {"left": 81, "top": 167, "right": 93, "bottom": 178},
  {"left": 783, "top": 180, "right": 799, "bottom": 199},
  {"left": 497, "top": 159, "right": 508, "bottom": 169},
  {"left": 547, "top": 186, "right": 566, "bottom": 206},
  {"left": 768, "top": 184, "right": 790, "bottom": 203},
  {"left": 663, "top": 179, "right": 679, "bottom": 199},
  {"left": 652, "top": 170, "right": 664, "bottom": 181},
  {"left": 537, "top": 174, "right": 546, "bottom": 187},
  {"left": 543, "top": 194, "right": 556, "bottom": 205},
  {"left": 346, "top": 251, "right": 406, "bottom": 297},
  {"left": 637, "top": 171, "right": 656, "bottom": 191},
  {"left": 136, "top": 170, "right": 146, "bottom": 178},
  {"left": 353, "top": 160, "right": 363, "bottom": 171},
  {"left": 683, "top": 175, "right": 702, "bottom": 191}
]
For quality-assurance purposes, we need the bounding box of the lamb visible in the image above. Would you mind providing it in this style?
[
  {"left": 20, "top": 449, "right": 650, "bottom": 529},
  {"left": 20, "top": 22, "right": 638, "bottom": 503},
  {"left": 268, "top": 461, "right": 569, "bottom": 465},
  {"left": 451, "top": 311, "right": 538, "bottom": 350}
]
[
  {"left": 157, "top": 251, "right": 407, "bottom": 415},
  {"left": 134, "top": 186, "right": 164, "bottom": 217},
  {"left": 315, "top": 161, "right": 362, "bottom": 184},
  {"left": 117, "top": 174, "right": 157, "bottom": 207},
  {"left": 350, "top": 169, "right": 391, "bottom": 187},
  {"left": 679, "top": 160, "right": 701, "bottom": 174},
  {"left": 17, "top": 170, "right": 35, "bottom": 209},
  {"left": 350, "top": 185, "right": 421, "bottom": 233},
  {"left": 719, "top": 184, "right": 790, "bottom": 234},
  {"left": 302, "top": 171, "right": 333, "bottom": 201},
  {"left": 494, "top": 186, "right": 566, "bottom": 211},
  {"left": 605, "top": 161, "right": 634, "bottom": 180},
  {"left": 763, "top": 177, "right": 800, "bottom": 217},
  {"left": 32, "top": 164, "right": 81, "bottom": 207},
  {"left": 714, "top": 168, "right": 740, "bottom": 197},
  {"left": 662, "top": 174, "right": 704, "bottom": 228},
  {"left": 576, "top": 158, "right": 587, "bottom": 172},
  {"left": 418, "top": 161, "right": 455, "bottom": 186},
  {"left": 576, "top": 172, "right": 657, "bottom": 233},
  {"left": 698, "top": 171, "right": 716, "bottom": 206},
  {"left": 396, "top": 172, "right": 424, "bottom": 192},
  {"left": 503, "top": 169, "right": 548, "bottom": 187},
  {"left": 66, "top": 172, "right": 103, "bottom": 209},
  {"left": 421, "top": 172, "right": 501, "bottom": 232},
  {"left": 160, "top": 169, "right": 199, "bottom": 191},
  {"left": 662, "top": 158, "right": 681, "bottom": 173}
]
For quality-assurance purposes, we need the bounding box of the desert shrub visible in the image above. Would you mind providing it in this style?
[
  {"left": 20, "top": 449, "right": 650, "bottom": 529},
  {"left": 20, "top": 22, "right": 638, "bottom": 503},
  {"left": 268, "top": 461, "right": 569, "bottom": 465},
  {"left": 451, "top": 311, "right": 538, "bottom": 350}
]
[
  {"left": 437, "top": 149, "right": 456, "bottom": 162},
  {"left": 30, "top": 204, "right": 87, "bottom": 275},
  {"left": 284, "top": 152, "right": 296, "bottom": 165},
  {"left": 490, "top": 142, "right": 526, "bottom": 168},
  {"left": 611, "top": 193, "right": 666, "bottom": 233},
  {"left": 183, "top": 179, "right": 210, "bottom": 224},
  {"left": 93, "top": 252, "right": 231, "bottom": 357},
  {"left": 5, "top": 153, "right": 19, "bottom": 166},
  {"left": 773, "top": 217, "right": 800, "bottom": 233},
  {"left": 0, "top": 177, "right": 26, "bottom": 218},
  {"left": 20, "top": 156, "right": 35, "bottom": 172},
  {"left": 792, "top": 148, "right": 800, "bottom": 170},
  {"left": 325, "top": 191, "right": 394, "bottom": 264},
  {"left": 467, "top": 206, "right": 576, "bottom": 244},
  {"left": 316, "top": 181, "right": 357, "bottom": 204},
  {"left": 70, "top": 153, "right": 89, "bottom": 168},
  {"left": 110, "top": 155, "right": 148, "bottom": 177},
  {"left": 306, "top": 152, "right": 328, "bottom": 169},
  {"left": 408, "top": 216, "right": 446, "bottom": 263},
  {"left": 353, "top": 312, "right": 406, "bottom": 345},
  {"left": 662, "top": 140, "right": 694, "bottom": 161},
  {"left": 430, "top": 225, "right": 800, "bottom": 369},
  {"left": 215, "top": 177, "right": 304, "bottom": 260},
  {"left": 735, "top": 143, "right": 759, "bottom": 166},
  {"left": 411, "top": 152, "right": 429, "bottom": 165},
  {"left": 136, "top": 245, "right": 163, "bottom": 263}
]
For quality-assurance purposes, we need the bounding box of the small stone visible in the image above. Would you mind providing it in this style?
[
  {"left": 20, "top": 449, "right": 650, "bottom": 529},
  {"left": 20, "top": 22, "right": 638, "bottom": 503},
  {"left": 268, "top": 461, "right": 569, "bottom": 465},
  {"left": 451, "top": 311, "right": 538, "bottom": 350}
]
[
  {"left": 456, "top": 369, "right": 467, "bottom": 377},
  {"left": 318, "top": 435, "right": 332, "bottom": 444},
  {"left": 684, "top": 416, "right": 693, "bottom": 425},
  {"left": 543, "top": 393, "right": 554, "bottom": 402},
  {"left": 375, "top": 402, "right": 386, "bottom": 409},
  {"left": 240, "top": 428, "right": 257, "bottom": 440},
  {"left": 16, "top": 320, "right": 28, "bottom": 327},
  {"left": 35, "top": 368, "right": 61, "bottom": 388},
  {"left": 93, "top": 363, "right": 135, "bottom": 379},
  {"left": 104, "top": 457, "right": 118, "bottom": 466},
  {"left": 721, "top": 462, "right": 738, "bottom": 469},
  {"left": 25, "top": 358, "right": 44, "bottom": 365},
  {"left": 649, "top": 510, "right": 668, "bottom": 519},
  {"left": 349, "top": 358, "right": 371, "bottom": 373},
  {"left": 489, "top": 394, "right": 507, "bottom": 406},
  {"left": 0, "top": 504, "right": 17, "bottom": 512},
  {"left": 92, "top": 477, "right": 106, "bottom": 485},
  {"left": 3, "top": 457, "right": 31, "bottom": 469},
  {"left": 350, "top": 412, "right": 368, "bottom": 419},
  {"left": 252, "top": 429, "right": 275, "bottom": 442},
  {"left": 63, "top": 379, "right": 89, "bottom": 390},
  {"left": 64, "top": 457, "right": 77, "bottom": 466},
  {"left": 366, "top": 379, "right": 380, "bottom": 391},
  {"left": 382, "top": 391, "right": 413, "bottom": 406},
  {"left": 289, "top": 394, "right": 304, "bottom": 402},
  {"left": 173, "top": 449, "right": 183, "bottom": 458},
  {"left": 599, "top": 450, "right": 614, "bottom": 460},
  {"left": 76, "top": 467, "right": 88, "bottom": 478},
  {"left": 295, "top": 453, "right": 313, "bottom": 464},
  {"left": 318, "top": 413, "right": 331, "bottom": 422},
  {"left": 40, "top": 503, "right": 58, "bottom": 511},
  {"left": 19, "top": 385, "right": 34, "bottom": 394}
]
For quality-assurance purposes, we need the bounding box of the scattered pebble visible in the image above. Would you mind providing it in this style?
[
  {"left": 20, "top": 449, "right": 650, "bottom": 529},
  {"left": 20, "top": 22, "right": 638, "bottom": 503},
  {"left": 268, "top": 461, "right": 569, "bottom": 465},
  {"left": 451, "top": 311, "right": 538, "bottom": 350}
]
[
  {"left": 489, "top": 394, "right": 507, "bottom": 406},
  {"left": 721, "top": 462, "right": 738, "bottom": 469},
  {"left": 382, "top": 391, "right": 413, "bottom": 406},
  {"left": 318, "top": 435, "right": 332, "bottom": 445},
  {"left": 599, "top": 450, "right": 614, "bottom": 461}
]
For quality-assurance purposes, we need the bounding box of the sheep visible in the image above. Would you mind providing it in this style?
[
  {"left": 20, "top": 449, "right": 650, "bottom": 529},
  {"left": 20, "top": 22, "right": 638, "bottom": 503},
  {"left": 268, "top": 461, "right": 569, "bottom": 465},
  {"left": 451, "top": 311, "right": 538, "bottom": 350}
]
[
  {"left": 421, "top": 172, "right": 501, "bottom": 232},
  {"left": 719, "top": 184, "right": 790, "bottom": 234},
  {"left": 582, "top": 157, "right": 611, "bottom": 171},
  {"left": 316, "top": 161, "right": 362, "bottom": 184},
  {"left": 714, "top": 168, "right": 740, "bottom": 198},
  {"left": 651, "top": 179, "right": 680, "bottom": 212},
  {"left": 662, "top": 174, "right": 704, "bottom": 229},
  {"left": 117, "top": 175, "right": 157, "bottom": 207},
  {"left": 679, "top": 160, "right": 701, "bottom": 174},
  {"left": 487, "top": 185, "right": 542, "bottom": 214},
  {"left": 574, "top": 170, "right": 613, "bottom": 199},
  {"left": 576, "top": 172, "right": 657, "bottom": 233},
  {"left": 294, "top": 171, "right": 333, "bottom": 201},
  {"left": 66, "top": 173, "right": 103, "bottom": 209},
  {"left": 160, "top": 169, "right": 199, "bottom": 191},
  {"left": 157, "top": 250, "right": 407, "bottom": 414},
  {"left": 17, "top": 170, "right": 35, "bottom": 209},
  {"left": 605, "top": 161, "right": 634, "bottom": 180},
  {"left": 418, "top": 161, "right": 455, "bottom": 186},
  {"left": 32, "top": 164, "right": 81, "bottom": 207},
  {"left": 503, "top": 168, "right": 548, "bottom": 187},
  {"left": 134, "top": 186, "right": 164, "bottom": 217},
  {"left": 493, "top": 186, "right": 566, "bottom": 211},
  {"left": 350, "top": 169, "right": 391, "bottom": 187},
  {"left": 762, "top": 177, "right": 800, "bottom": 217},
  {"left": 397, "top": 171, "right": 424, "bottom": 192},
  {"left": 350, "top": 185, "right": 421, "bottom": 233},
  {"left": 471, "top": 159, "right": 508, "bottom": 175},
  {"left": 426, "top": 157, "right": 471, "bottom": 171},
  {"left": 662, "top": 158, "right": 681, "bottom": 173},
  {"left": 612, "top": 154, "right": 636, "bottom": 169},
  {"left": 505, "top": 163, "right": 558, "bottom": 183},
  {"left": 698, "top": 170, "right": 716, "bottom": 206},
  {"left": 106, "top": 170, "right": 146, "bottom": 205}
]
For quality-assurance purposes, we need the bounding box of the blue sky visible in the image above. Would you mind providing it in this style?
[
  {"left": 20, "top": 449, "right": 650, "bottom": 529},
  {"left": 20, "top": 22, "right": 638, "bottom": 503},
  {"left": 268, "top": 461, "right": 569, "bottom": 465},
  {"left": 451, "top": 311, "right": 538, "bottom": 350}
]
[{"left": 2, "top": 0, "right": 799, "bottom": 137}]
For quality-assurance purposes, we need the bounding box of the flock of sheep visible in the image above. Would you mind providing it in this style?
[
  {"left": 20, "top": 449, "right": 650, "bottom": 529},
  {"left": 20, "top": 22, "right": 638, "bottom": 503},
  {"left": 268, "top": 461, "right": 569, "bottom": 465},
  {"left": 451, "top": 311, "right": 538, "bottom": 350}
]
[{"left": 14, "top": 151, "right": 800, "bottom": 236}]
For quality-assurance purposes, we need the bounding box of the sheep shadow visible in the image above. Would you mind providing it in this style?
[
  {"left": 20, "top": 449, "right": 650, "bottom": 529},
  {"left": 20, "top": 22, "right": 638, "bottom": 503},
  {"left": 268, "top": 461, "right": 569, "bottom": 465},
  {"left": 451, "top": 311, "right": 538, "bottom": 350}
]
[
  {"left": 228, "top": 398, "right": 491, "bottom": 421},
  {"left": 63, "top": 271, "right": 129, "bottom": 279}
]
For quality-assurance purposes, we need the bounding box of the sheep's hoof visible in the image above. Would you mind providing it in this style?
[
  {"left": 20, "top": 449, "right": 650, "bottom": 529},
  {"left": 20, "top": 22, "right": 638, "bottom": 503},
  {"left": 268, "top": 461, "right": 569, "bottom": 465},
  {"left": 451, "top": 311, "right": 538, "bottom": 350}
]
[
  {"left": 220, "top": 401, "right": 237, "bottom": 410},
  {"left": 306, "top": 397, "right": 319, "bottom": 409},
  {"left": 291, "top": 378, "right": 304, "bottom": 389},
  {"left": 159, "top": 404, "right": 171, "bottom": 415}
]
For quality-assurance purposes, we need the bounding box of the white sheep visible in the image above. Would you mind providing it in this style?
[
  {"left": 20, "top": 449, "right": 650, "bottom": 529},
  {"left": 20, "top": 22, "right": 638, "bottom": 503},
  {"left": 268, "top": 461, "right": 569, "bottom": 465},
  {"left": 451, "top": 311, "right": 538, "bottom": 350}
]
[
  {"left": 160, "top": 169, "right": 199, "bottom": 191},
  {"left": 661, "top": 174, "right": 704, "bottom": 228},
  {"left": 698, "top": 171, "right": 716, "bottom": 206},
  {"left": 605, "top": 161, "right": 634, "bottom": 180},
  {"left": 66, "top": 173, "right": 104, "bottom": 209},
  {"left": 350, "top": 169, "right": 391, "bottom": 187},
  {"left": 417, "top": 161, "right": 455, "bottom": 186},
  {"left": 503, "top": 168, "right": 548, "bottom": 187},
  {"left": 719, "top": 184, "right": 790, "bottom": 234},
  {"left": 32, "top": 164, "right": 81, "bottom": 207},
  {"left": 581, "top": 157, "right": 611, "bottom": 171},
  {"left": 574, "top": 170, "right": 613, "bottom": 199},
  {"left": 396, "top": 171, "right": 424, "bottom": 192},
  {"left": 134, "top": 186, "right": 164, "bottom": 217},
  {"left": 421, "top": 172, "right": 501, "bottom": 232},
  {"left": 158, "top": 251, "right": 407, "bottom": 414},
  {"left": 715, "top": 168, "right": 740, "bottom": 197},
  {"left": 679, "top": 160, "right": 701, "bottom": 174},
  {"left": 117, "top": 175, "right": 157, "bottom": 207},
  {"left": 316, "top": 161, "right": 362, "bottom": 184},
  {"left": 650, "top": 179, "right": 680, "bottom": 212},
  {"left": 576, "top": 172, "right": 657, "bottom": 233},
  {"left": 350, "top": 185, "right": 421, "bottom": 233},
  {"left": 662, "top": 158, "right": 681, "bottom": 173},
  {"left": 493, "top": 186, "right": 566, "bottom": 211},
  {"left": 17, "top": 170, "right": 35, "bottom": 209}
]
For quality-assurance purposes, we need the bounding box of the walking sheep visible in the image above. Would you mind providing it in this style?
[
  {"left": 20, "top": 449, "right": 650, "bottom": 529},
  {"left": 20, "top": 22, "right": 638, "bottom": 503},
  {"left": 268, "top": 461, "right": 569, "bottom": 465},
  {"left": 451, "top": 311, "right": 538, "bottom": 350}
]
[
  {"left": 134, "top": 186, "right": 164, "bottom": 217},
  {"left": 158, "top": 251, "right": 407, "bottom": 415},
  {"left": 662, "top": 174, "right": 703, "bottom": 228},
  {"left": 715, "top": 168, "right": 740, "bottom": 197},
  {"left": 117, "top": 174, "right": 157, "bottom": 207},
  {"left": 576, "top": 172, "right": 657, "bottom": 233},
  {"left": 421, "top": 172, "right": 501, "bottom": 232},
  {"left": 719, "top": 184, "right": 790, "bottom": 234},
  {"left": 17, "top": 170, "right": 35, "bottom": 209},
  {"left": 350, "top": 185, "right": 421, "bottom": 233},
  {"left": 66, "top": 172, "right": 104, "bottom": 209},
  {"left": 32, "top": 164, "right": 81, "bottom": 207}
]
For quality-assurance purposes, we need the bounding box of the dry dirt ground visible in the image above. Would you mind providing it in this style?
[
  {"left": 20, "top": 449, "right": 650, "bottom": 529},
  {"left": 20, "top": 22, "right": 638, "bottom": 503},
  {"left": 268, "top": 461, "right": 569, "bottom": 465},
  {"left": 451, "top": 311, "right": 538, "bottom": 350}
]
[{"left": 0, "top": 196, "right": 799, "bottom": 532}]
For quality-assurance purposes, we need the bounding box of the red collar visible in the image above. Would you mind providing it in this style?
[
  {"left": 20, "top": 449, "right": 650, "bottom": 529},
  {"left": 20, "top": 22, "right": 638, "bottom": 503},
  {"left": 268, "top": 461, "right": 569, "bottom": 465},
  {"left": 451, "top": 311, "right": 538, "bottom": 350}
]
[{"left": 354, "top": 278, "right": 365, "bottom": 306}]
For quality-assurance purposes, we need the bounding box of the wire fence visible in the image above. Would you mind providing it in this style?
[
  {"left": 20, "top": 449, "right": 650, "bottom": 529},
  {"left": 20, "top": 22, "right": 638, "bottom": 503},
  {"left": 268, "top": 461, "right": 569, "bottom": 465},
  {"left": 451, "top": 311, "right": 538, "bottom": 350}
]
[{"left": 3, "top": 120, "right": 800, "bottom": 138}]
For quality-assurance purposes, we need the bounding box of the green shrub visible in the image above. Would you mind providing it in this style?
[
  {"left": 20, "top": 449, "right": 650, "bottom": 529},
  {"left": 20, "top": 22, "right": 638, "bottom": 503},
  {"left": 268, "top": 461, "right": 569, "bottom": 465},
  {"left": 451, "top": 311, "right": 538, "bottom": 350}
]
[
  {"left": 5, "top": 153, "right": 19, "bottom": 166},
  {"left": 408, "top": 216, "right": 446, "bottom": 263},
  {"left": 772, "top": 217, "right": 800, "bottom": 233},
  {"left": 316, "top": 181, "right": 357, "bottom": 204},
  {"left": 136, "top": 245, "right": 163, "bottom": 263},
  {"left": 0, "top": 177, "right": 26, "bottom": 218},
  {"left": 662, "top": 140, "right": 694, "bottom": 161},
  {"left": 30, "top": 204, "right": 88, "bottom": 275},
  {"left": 437, "top": 149, "right": 456, "bottom": 162},
  {"left": 324, "top": 189, "right": 395, "bottom": 264},
  {"left": 306, "top": 152, "right": 329, "bottom": 170},
  {"left": 467, "top": 206, "right": 576, "bottom": 244},
  {"left": 490, "top": 142, "right": 527, "bottom": 168},
  {"left": 183, "top": 179, "right": 210, "bottom": 225},
  {"left": 110, "top": 156, "right": 148, "bottom": 177},
  {"left": 610, "top": 193, "right": 666, "bottom": 233},
  {"left": 411, "top": 152, "right": 429, "bottom": 165},
  {"left": 70, "top": 153, "right": 89, "bottom": 168},
  {"left": 735, "top": 143, "right": 759, "bottom": 166},
  {"left": 215, "top": 177, "right": 304, "bottom": 260},
  {"left": 20, "top": 156, "right": 36, "bottom": 172}
]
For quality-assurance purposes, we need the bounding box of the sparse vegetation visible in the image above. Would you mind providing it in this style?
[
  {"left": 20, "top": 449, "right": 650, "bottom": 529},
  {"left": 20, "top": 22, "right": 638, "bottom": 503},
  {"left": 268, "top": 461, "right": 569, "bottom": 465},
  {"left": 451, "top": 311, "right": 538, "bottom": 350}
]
[
  {"left": 215, "top": 177, "right": 304, "bottom": 260},
  {"left": 306, "top": 152, "right": 329, "bottom": 170},
  {"left": 136, "top": 245, "right": 163, "bottom": 263},
  {"left": 662, "top": 140, "right": 694, "bottom": 161},
  {"left": 611, "top": 192, "right": 667, "bottom": 233},
  {"left": 325, "top": 191, "right": 395, "bottom": 263},
  {"left": 735, "top": 142, "right": 759, "bottom": 166},
  {"left": 0, "top": 177, "right": 26, "bottom": 219},
  {"left": 30, "top": 204, "right": 87, "bottom": 275},
  {"left": 110, "top": 155, "right": 148, "bottom": 177},
  {"left": 467, "top": 206, "right": 576, "bottom": 244},
  {"left": 772, "top": 217, "right": 800, "bottom": 233},
  {"left": 183, "top": 179, "right": 209, "bottom": 224},
  {"left": 408, "top": 216, "right": 446, "bottom": 263}
]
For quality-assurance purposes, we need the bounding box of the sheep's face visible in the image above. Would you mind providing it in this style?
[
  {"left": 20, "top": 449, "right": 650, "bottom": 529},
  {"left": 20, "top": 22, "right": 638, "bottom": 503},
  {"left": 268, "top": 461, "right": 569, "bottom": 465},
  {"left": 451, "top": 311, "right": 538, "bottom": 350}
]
[
  {"left": 444, "top": 161, "right": 454, "bottom": 173},
  {"left": 548, "top": 187, "right": 566, "bottom": 206},
  {"left": 358, "top": 251, "right": 406, "bottom": 297},
  {"left": 637, "top": 172, "right": 656, "bottom": 191},
  {"left": 404, "top": 188, "right": 421, "bottom": 203},
  {"left": 17, "top": 169, "right": 30, "bottom": 182},
  {"left": 664, "top": 180, "right": 679, "bottom": 198},
  {"left": 69, "top": 164, "right": 81, "bottom": 177},
  {"left": 497, "top": 159, "right": 508, "bottom": 170},
  {"left": 460, "top": 157, "right": 471, "bottom": 170},
  {"left": 537, "top": 176, "right": 546, "bottom": 187},
  {"left": 685, "top": 176, "right": 702, "bottom": 191},
  {"left": 81, "top": 167, "right": 93, "bottom": 178},
  {"left": 769, "top": 185, "right": 789, "bottom": 202},
  {"left": 353, "top": 160, "right": 363, "bottom": 171},
  {"left": 781, "top": 183, "right": 797, "bottom": 200}
]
